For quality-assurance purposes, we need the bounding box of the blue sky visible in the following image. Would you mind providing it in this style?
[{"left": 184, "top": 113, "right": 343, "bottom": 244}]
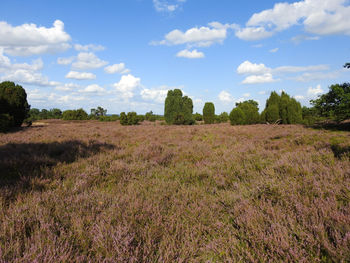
[{"left": 0, "top": 0, "right": 349, "bottom": 114}]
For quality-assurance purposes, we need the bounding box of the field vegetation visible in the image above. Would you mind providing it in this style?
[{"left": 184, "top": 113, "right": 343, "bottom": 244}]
[{"left": 1, "top": 120, "right": 349, "bottom": 262}]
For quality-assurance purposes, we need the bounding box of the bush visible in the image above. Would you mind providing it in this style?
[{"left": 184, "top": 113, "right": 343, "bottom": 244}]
[
  {"left": 119, "top": 112, "right": 140, "bottom": 126},
  {"left": 99, "top": 115, "right": 119, "bottom": 122},
  {"left": 193, "top": 112, "right": 203, "bottom": 121},
  {"left": 0, "top": 114, "right": 14, "bottom": 132},
  {"left": 217, "top": 112, "right": 229, "bottom": 123},
  {"left": 164, "top": 89, "right": 194, "bottom": 125},
  {"left": 62, "top": 109, "right": 88, "bottom": 120},
  {"left": 230, "top": 107, "right": 245, "bottom": 125},
  {"left": 0, "top": 81, "right": 30, "bottom": 129},
  {"left": 145, "top": 111, "right": 156, "bottom": 122},
  {"left": 203, "top": 102, "right": 215, "bottom": 124},
  {"left": 236, "top": 100, "right": 260, "bottom": 124}
]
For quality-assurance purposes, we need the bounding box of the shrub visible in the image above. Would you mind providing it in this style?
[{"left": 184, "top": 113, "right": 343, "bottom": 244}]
[
  {"left": 62, "top": 109, "right": 88, "bottom": 120},
  {"left": 230, "top": 107, "right": 245, "bottom": 125},
  {"left": 98, "top": 115, "right": 119, "bottom": 122},
  {"left": 216, "top": 112, "right": 229, "bottom": 123},
  {"left": 0, "top": 81, "right": 30, "bottom": 128},
  {"left": 164, "top": 89, "right": 194, "bottom": 125},
  {"left": 193, "top": 112, "right": 203, "bottom": 121},
  {"left": 0, "top": 113, "right": 13, "bottom": 132},
  {"left": 236, "top": 100, "right": 260, "bottom": 124},
  {"left": 119, "top": 112, "right": 140, "bottom": 126},
  {"left": 203, "top": 102, "right": 215, "bottom": 124}
]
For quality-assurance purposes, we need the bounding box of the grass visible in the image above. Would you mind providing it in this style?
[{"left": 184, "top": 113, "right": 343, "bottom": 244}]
[{"left": 0, "top": 120, "right": 350, "bottom": 262}]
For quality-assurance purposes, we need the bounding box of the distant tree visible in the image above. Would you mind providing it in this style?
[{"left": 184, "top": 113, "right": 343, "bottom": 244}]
[
  {"left": 119, "top": 112, "right": 128, "bottom": 125},
  {"left": 229, "top": 107, "right": 245, "bottom": 125},
  {"left": 0, "top": 81, "right": 30, "bottom": 129},
  {"left": 311, "top": 83, "right": 350, "bottom": 122},
  {"left": 164, "top": 89, "right": 194, "bottom": 125},
  {"left": 145, "top": 111, "right": 156, "bottom": 122},
  {"left": 235, "top": 100, "right": 260, "bottom": 124},
  {"left": 262, "top": 91, "right": 302, "bottom": 124},
  {"left": 217, "top": 112, "right": 229, "bottom": 123},
  {"left": 203, "top": 102, "right": 215, "bottom": 124},
  {"left": 50, "top": 108, "right": 62, "bottom": 119},
  {"left": 193, "top": 112, "right": 203, "bottom": 121},
  {"left": 91, "top": 106, "right": 107, "bottom": 117},
  {"left": 62, "top": 109, "right": 88, "bottom": 120}
]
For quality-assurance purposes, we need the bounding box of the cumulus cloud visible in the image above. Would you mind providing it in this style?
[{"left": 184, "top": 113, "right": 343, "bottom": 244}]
[
  {"left": 113, "top": 74, "right": 141, "bottom": 100},
  {"left": 140, "top": 85, "right": 170, "bottom": 103},
  {"left": 237, "top": 60, "right": 330, "bottom": 84},
  {"left": 242, "top": 73, "right": 278, "bottom": 84},
  {"left": 237, "top": 0, "right": 350, "bottom": 41},
  {"left": 0, "top": 20, "right": 71, "bottom": 56},
  {"left": 79, "top": 84, "right": 105, "bottom": 93},
  {"left": 72, "top": 52, "right": 108, "bottom": 70},
  {"left": 218, "top": 90, "right": 234, "bottom": 103},
  {"left": 65, "top": 71, "right": 96, "bottom": 80},
  {"left": 176, "top": 49, "right": 205, "bottom": 59},
  {"left": 154, "top": 22, "right": 237, "bottom": 47},
  {"left": 74, "top": 44, "right": 105, "bottom": 52},
  {"left": 104, "top": 63, "right": 130, "bottom": 74},
  {"left": 307, "top": 84, "right": 323, "bottom": 96},
  {"left": 57, "top": 57, "right": 74, "bottom": 65},
  {"left": 237, "top": 61, "right": 270, "bottom": 75},
  {"left": 55, "top": 83, "right": 81, "bottom": 91},
  {"left": 293, "top": 71, "right": 338, "bottom": 82},
  {"left": 269, "top": 48, "right": 279, "bottom": 53}
]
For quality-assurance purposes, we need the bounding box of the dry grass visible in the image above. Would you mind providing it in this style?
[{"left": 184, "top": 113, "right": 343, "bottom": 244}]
[{"left": 0, "top": 120, "right": 350, "bottom": 262}]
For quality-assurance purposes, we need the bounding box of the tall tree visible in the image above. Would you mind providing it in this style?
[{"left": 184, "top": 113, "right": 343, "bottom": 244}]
[
  {"left": 203, "top": 102, "right": 215, "bottom": 124},
  {"left": 311, "top": 83, "right": 350, "bottom": 122},
  {"left": 164, "top": 89, "right": 194, "bottom": 125}
]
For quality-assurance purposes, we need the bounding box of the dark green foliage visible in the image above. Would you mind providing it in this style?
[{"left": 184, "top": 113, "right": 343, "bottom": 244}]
[
  {"left": 164, "top": 89, "right": 194, "bottom": 125},
  {"left": 302, "top": 106, "right": 319, "bottom": 125},
  {"left": 262, "top": 91, "right": 302, "bottom": 124},
  {"left": 216, "top": 112, "right": 229, "bottom": 123},
  {"left": 28, "top": 108, "right": 62, "bottom": 121},
  {"left": 145, "top": 111, "right": 156, "bottom": 122},
  {"left": 0, "top": 81, "right": 30, "bottom": 129},
  {"left": 62, "top": 109, "right": 88, "bottom": 120},
  {"left": 193, "top": 112, "right": 203, "bottom": 121},
  {"left": 98, "top": 115, "right": 119, "bottom": 122},
  {"left": 229, "top": 107, "right": 245, "bottom": 125},
  {"left": 119, "top": 112, "right": 139, "bottom": 125},
  {"left": 203, "top": 102, "right": 215, "bottom": 124},
  {"left": 311, "top": 83, "right": 350, "bottom": 122},
  {"left": 119, "top": 112, "right": 128, "bottom": 125},
  {"left": 0, "top": 114, "right": 13, "bottom": 132},
  {"left": 91, "top": 106, "right": 107, "bottom": 118},
  {"left": 235, "top": 100, "right": 260, "bottom": 124}
]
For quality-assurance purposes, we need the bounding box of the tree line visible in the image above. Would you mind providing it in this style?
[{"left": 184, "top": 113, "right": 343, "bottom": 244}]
[{"left": 0, "top": 80, "right": 349, "bottom": 131}]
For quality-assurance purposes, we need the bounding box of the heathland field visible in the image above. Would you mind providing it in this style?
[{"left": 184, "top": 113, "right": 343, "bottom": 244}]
[{"left": 0, "top": 120, "right": 350, "bottom": 262}]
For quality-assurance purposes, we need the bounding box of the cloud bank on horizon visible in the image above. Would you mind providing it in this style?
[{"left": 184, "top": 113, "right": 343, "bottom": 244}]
[{"left": 0, "top": 0, "right": 349, "bottom": 114}]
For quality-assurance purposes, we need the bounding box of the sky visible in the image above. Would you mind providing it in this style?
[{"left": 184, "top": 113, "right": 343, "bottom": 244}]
[{"left": 0, "top": 0, "right": 349, "bottom": 114}]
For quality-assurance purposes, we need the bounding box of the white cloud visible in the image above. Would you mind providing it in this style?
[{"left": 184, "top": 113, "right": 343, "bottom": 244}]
[
  {"left": 237, "top": 61, "right": 270, "bottom": 75},
  {"left": 294, "top": 95, "right": 305, "bottom": 100},
  {"left": 176, "top": 49, "right": 205, "bottom": 59},
  {"left": 140, "top": 85, "right": 170, "bottom": 103},
  {"left": 291, "top": 35, "right": 320, "bottom": 44},
  {"left": 235, "top": 26, "right": 274, "bottom": 41},
  {"left": 72, "top": 52, "right": 108, "bottom": 70},
  {"left": 74, "top": 44, "right": 105, "bottom": 52},
  {"left": 258, "top": 91, "right": 266, "bottom": 95},
  {"left": 242, "top": 73, "right": 278, "bottom": 84},
  {"left": 293, "top": 71, "right": 338, "bottom": 82},
  {"left": 0, "top": 20, "right": 71, "bottom": 56},
  {"left": 104, "top": 63, "right": 130, "bottom": 74},
  {"left": 218, "top": 90, "right": 234, "bottom": 103},
  {"left": 113, "top": 74, "right": 141, "bottom": 100},
  {"left": 65, "top": 71, "right": 96, "bottom": 80},
  {"left": 269, "top": 48, "right": 279, "bottom": 53},
  {"left": 57, "top": 57, "right": 74, "bottom": 65},
  {"left": 307, "top": 84, "right": 324, "bottom": 96},
  {"left": 55, "top": 83, "right": 80, "bottom": 91},
  {"left": 79, "top": 84, "right": 105, "bottom": 93},
  {"left": 238, "top": 0, "right": 350, "bottom": 41},
  {"left": 153, "top": 0, "right": 186, "bottom": 12},
  {"left": 1, "top": 69, "right": 59, "bottom": 86},
  {"left": 275, "top": 64, "right": 329, "bottom": 73},
  {"left": 243, "top": 93, "right": 250, "bottom": 97},
  {"left": 156, "top": 22, "right": 237, "bottom": 47}
]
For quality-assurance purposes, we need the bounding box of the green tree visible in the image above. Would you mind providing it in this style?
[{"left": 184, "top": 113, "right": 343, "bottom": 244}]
[
  {"left": 229, "top": 107, "right": 245, "bottom": 125},
  {"left": 266, "top": 104, "right": 280, "bottom": 123},
  {"left": 0, "top": 81, "right": 30, "bottom": 128},
  {"left": 145, "top": 111, "right": 156, "bottom": 122},
  {"left": 62, "top": 109, "right": 88, "bottom": 120},
  {"left": 311, "top": 83, "right": 350, "bottom": 122},
  {"left": 193, "top": 112, "right": 203, "bottom": 121},
  {"left": 236, "top": 100, "right": 260, "bottom": 124},
  {"left": 164, "top": 89, "right": 194, "bottom": 125},
  {"left": 119, "top": 112, "right": 128, "bottom": 125},
  {"left": 217, "top": 112, "right": 229, "bottom": 123},
  {"left": 203, "top": 102, "right": 215, "bottom": 124}
]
